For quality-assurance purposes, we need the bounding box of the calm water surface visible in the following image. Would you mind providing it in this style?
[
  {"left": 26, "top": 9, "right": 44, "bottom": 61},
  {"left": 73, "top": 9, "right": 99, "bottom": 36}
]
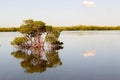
[{"left": 0, "top": 31, "right": 120, "bottom": 80}]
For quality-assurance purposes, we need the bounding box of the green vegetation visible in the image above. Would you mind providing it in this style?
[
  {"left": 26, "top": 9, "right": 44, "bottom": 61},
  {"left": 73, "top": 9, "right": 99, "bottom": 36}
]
[
  {"left": 11, "top": 19, "right": 63, "bottom": 49},
  {"left": 11, "top": 19, "right": 64, "bottom": 73},
  {"left": 11, "top": 37, "right": 29, "bottom": 47},
  {"left": 0, "top": 27, "right": 19, "bottom": 32},
  {"left": 11, "top": 19, "right": 63, "bottom": 48},
  {"left": 1, "top": 25, "right": 120, "bottom": 32},
  {"left": 46, "top": 30, "right": 63, "bottom": 45},
  {"left": 20, "top": 19, "right": 46, "bottom": 35},
  {"left": 53, "top": 25, "right": 120, "bottom": 31}
]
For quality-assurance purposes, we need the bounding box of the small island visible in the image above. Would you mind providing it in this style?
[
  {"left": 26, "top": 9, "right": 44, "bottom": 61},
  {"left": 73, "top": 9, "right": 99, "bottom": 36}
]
[{"left": 11, "top": 19, "right": 63, "bottom": 73}]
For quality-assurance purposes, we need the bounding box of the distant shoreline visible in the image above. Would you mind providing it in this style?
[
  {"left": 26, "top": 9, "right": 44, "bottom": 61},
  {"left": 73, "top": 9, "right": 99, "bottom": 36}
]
[{"left": 1, "top": 25, "right": 120, "bottom": 32}]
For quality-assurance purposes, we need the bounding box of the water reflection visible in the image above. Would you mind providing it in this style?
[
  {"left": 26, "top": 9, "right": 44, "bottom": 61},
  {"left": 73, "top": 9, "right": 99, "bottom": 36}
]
[
  {"left": 1, "top": 31, "right": 120, "bottom": 80},
  {"left": 83, "top": 50, "right": 96, "bottom": 57},
  {"left": 11, "top": 45, "right": 63, "bottom": 73}
]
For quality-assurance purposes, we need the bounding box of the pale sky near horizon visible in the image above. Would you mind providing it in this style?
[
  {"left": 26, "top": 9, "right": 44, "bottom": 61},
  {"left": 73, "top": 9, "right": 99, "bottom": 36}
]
[{"left": 0, "top": 0, "right": 120, "bottom": 27}]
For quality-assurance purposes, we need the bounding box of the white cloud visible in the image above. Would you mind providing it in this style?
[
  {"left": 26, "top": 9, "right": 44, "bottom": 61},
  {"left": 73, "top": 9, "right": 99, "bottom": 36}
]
[{"left": 82, "top": 0, "right": 96, "bottom": 7}]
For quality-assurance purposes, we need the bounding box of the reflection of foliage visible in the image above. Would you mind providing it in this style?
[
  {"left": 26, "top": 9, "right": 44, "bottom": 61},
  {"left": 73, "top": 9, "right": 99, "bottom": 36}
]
[
  {"left": 20, "top": 54, "right": 47, "bottom": 73},
  {"left": 46, "top": 51, "right": 62, "bottom": 68},
  {"left": 11, "top": 48, "right": 62, "bottom": 73},
  {"left": 11, "top": 50, "right": 28, "bottom": 59}
]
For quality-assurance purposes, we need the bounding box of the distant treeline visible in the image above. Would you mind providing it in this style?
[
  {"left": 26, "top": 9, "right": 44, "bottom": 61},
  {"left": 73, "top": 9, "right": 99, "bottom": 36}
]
[
  {"left": 0, "top": 27, "right": 19, "bottom": 32},
  {"left": 53, "top": 25, "right": 120, "bottom": 31},
  {"left": 1, "top": 25, "right": 120, "bottom": 32}
]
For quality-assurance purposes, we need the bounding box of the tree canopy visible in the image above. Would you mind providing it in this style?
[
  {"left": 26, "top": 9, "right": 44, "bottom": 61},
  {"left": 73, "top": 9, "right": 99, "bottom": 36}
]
[{"left": 20, "top": 19, "right": 46, "bottom": 37}]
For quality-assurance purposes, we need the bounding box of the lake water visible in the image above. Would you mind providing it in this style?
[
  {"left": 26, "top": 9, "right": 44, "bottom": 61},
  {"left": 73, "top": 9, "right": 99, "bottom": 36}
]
[{"left": 0, "top": 31, "right": 120, "bottom": 80}]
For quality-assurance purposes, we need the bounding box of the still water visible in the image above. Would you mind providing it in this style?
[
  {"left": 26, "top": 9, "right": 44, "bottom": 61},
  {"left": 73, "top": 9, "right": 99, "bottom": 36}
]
[{"left": 0, "top": 31, "right": 120, "bottom": 80}]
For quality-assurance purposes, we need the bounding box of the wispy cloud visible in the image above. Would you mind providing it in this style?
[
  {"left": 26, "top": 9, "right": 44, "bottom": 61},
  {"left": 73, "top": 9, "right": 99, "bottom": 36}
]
[{"left": 82, "top": 0, "right": 96, "bottom": 8}]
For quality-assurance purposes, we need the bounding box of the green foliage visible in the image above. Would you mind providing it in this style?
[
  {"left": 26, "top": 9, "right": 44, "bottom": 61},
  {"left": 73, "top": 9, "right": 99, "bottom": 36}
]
[
  {"left": 11, "top": 37, "right": 28, "bottom": 45},
  {"left": 52, "top": 41, "right": 63, "bottom": 45},
  {"left": 45, "top": 30, "right": 61, "bottom": 44},
  {"left": 11, "top": 19, "right": 64, "bottom": 48},
  {"left": 1, "top": 24, "right": 120, "bottom": 32},
  {"left": 20, "top": 19, "right": 46, "bottom": 36},
  {"left": 53, "top": 30, "right": 61, "bottom": 38},
  {"left": 46, "top": 26, "right": 61, "bottom": 44},
  {"left": 46, "top": 25, "right": 53, "bottom": 32},
  {"left": 0, "top": 27, "right": 19, "bottom": 32},
  {"left": 53, "top": 25, "right": 120, "bottom": 31}
]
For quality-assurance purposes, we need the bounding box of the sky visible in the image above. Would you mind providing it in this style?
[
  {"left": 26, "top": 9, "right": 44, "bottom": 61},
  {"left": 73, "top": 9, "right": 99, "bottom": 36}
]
[{"left": 0, "top": 0, "right": 120, "bottom": 27}]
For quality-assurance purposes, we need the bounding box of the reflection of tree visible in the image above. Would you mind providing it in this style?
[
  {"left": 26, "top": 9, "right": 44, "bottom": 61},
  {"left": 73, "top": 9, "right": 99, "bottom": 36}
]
[
  {"left": 46, "top": 49, "right": 62, "bottom": 68},
  {"left": 11, "top": 46, "right": 63, "bottom": 73}
]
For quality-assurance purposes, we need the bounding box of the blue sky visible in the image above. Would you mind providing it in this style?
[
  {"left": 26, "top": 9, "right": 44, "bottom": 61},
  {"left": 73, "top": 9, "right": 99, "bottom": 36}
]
[{"left": 0, "top": 0, "right": 120, "bottom": 27}]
